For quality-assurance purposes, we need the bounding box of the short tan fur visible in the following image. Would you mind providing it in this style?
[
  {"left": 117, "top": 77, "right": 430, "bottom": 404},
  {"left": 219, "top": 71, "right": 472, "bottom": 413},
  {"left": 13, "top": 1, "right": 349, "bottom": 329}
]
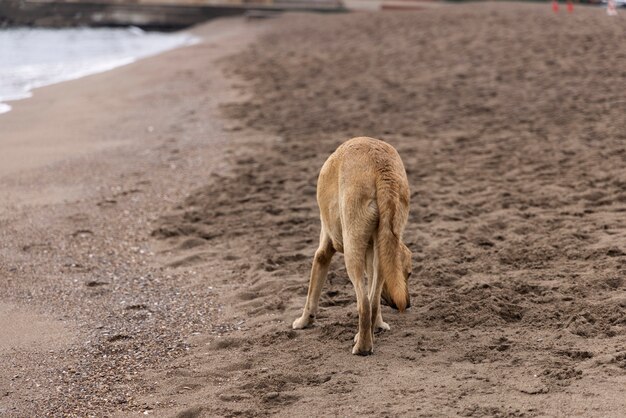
[{"left": 293, "top": 137, "right": 412, "bottom": 355}]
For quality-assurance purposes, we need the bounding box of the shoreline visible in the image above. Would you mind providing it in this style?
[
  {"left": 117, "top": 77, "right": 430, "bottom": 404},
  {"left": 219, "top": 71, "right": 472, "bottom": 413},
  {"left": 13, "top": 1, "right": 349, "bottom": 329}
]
[
  {"left": 0, "top": 27, "right": 199, "bottom": 117},
  {"left": 0, "top": 29, "right": 206, "bottom": 178}
]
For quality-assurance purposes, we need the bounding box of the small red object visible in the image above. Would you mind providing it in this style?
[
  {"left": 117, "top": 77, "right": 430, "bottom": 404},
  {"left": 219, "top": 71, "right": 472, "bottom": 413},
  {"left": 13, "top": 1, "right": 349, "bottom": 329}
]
[
  {"left": 567, "top": 1, "right": 573, "bottom": 12},
  {"left": 552, "top": 0, "right": 559, "bottom": 12}
]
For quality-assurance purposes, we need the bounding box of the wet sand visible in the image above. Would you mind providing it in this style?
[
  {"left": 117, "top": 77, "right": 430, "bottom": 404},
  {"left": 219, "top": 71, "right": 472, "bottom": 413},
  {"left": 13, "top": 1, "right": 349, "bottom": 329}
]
[{"left": 1, "top": 3, "right": 626, "bottom": 417}]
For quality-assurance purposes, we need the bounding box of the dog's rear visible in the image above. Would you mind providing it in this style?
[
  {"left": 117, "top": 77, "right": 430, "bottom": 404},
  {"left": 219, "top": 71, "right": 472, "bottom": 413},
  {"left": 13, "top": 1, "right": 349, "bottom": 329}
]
[{"left": 293, "top": 137, "right": 412, "bottom": 355}]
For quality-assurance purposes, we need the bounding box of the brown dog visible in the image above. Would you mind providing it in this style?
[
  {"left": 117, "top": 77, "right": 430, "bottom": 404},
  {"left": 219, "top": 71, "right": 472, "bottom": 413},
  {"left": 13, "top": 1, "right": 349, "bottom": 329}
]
[{"left": 293, "top": 137, "right": 412, "bottom": 355}]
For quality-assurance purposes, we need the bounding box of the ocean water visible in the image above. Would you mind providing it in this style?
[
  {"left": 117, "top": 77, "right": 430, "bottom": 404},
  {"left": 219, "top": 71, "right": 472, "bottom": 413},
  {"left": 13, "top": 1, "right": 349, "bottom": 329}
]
[{"left": 0, "top": 27, "right": 198, "bottom": 114}]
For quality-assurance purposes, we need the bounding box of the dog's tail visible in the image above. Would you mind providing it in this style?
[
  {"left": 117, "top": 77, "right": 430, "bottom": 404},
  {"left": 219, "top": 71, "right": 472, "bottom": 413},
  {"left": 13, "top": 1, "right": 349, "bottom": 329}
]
[{"left": 375, "top": 175, "right": 410, "bottom": 312}]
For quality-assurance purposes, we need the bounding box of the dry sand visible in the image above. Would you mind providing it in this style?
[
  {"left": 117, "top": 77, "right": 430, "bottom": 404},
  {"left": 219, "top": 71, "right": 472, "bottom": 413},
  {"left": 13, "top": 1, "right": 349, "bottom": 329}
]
[{"left": 1, "top": 3, "right": 626, "bottom": 417}]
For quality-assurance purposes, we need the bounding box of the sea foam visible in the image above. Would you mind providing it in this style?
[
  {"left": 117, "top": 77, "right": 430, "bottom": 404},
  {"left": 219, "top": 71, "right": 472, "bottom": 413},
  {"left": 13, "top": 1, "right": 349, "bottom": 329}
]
[{"left": 0, "top": 27, "right": 198, "bottom": 114}]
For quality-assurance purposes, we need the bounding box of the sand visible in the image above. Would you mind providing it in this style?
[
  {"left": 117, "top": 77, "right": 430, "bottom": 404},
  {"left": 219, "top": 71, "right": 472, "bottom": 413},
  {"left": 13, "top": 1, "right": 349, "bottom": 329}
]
[
  {"left": 0, "top": 17, "right": 264, "bottom": 416},
  {"left": 1, "top": 3, "right": 626, "bottom": 417}
]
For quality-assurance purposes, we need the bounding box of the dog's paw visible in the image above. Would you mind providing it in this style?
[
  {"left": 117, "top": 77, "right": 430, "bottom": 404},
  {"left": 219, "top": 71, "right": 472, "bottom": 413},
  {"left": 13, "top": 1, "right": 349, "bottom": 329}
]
[
  {"left": 352, "top": 337, "right": 373, "bottom": 356},
  {"left": 292, "top": 315, "right": 312, "bottom": 329},
  {"left": 375, "top": 320, "right": 391, "bottom": 332}
]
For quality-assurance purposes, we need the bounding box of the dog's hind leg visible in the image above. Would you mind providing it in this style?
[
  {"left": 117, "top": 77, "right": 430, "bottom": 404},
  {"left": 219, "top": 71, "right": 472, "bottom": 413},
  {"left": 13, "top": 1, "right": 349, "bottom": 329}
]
[
  {"left": 293, "top": 229, "right": 335, "bottom": 329},
  {"left": 354, "top": 244, "right": 389, "bottom": 343},
  {"left": 345, "top": 241, "right": 372, "bottom": 355},
  {"left": 365, "top": 243, "right": 374, "bottom": 290},
  {"left": 366, "top": 242, "right": 390, "bottom": 332}
]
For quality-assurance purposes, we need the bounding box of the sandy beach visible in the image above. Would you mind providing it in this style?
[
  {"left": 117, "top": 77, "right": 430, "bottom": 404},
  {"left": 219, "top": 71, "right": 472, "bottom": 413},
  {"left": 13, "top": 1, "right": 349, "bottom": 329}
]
[
  {"left": 0, "top": 17, "right": 265, "bottom": 415},
  {"left": 1, "top": 3, "right": 626, "bottom": 417}
]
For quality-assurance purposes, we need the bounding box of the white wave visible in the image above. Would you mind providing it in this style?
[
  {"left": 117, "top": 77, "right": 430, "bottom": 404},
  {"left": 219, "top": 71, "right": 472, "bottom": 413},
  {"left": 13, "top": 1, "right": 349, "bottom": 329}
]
[{"left": 0, "top": 27, "right": 199, "bottom": 114}]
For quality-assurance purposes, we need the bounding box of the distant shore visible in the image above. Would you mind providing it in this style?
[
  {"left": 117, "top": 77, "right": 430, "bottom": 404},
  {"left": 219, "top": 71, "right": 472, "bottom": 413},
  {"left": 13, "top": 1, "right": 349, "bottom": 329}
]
[{"left": 0, "top": 0, "right": 345, "bottom": 29}]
